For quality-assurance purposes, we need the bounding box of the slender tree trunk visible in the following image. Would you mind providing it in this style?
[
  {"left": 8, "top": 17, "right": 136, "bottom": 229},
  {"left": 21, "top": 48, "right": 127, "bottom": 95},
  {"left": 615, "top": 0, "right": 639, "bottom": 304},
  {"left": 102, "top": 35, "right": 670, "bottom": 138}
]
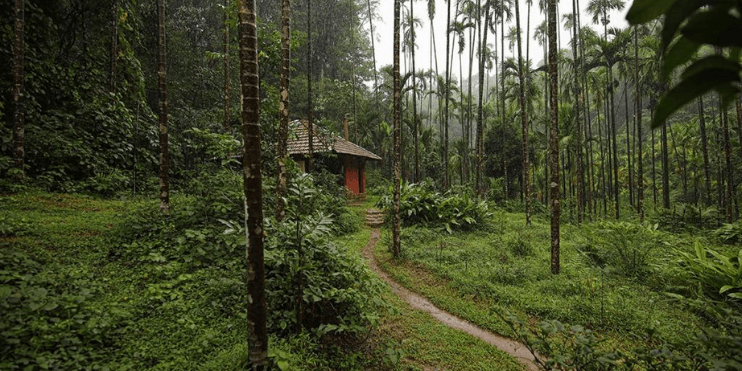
[
  {"left": 476, "top": 0, "right": 490, "bottom": 199},
  {"left": 237, "top": 0, "right": 267, "bottom": 366},
  {"left": 224, "top": 0, "right": 231, "bottom": 133},
  {"left": 412, "top": 0, "right": 419, "bottom": 183},
  {"left": 110, "top": 0, "right": 118, "bottom": 97},
  {"left": 661, "top": 121, "right": 670, "bottom": 209},
  {"left": 721, "top": 100, "right": 734, "bottom": 222},
  {"left": 444, "top": 0, "right": 452, "bottom": 189},
  {"left": 651, "top": 113, "right": 657, "bottom": 206},
  {"left": 699, "top": 96, "right": 711, "bottom": 207},
  {"left": 571, "top": 0, "right": 582, "bottom": 224},
  {"left": 635, "top": 26, "right": 643, "bottom": 221},
  {"left": 736, "top": 97, "right": 742, "bottom": 166},
  {"left": 515, "top": 0, "right": 531, "bottom": 225},
  {"left": 12, "top": 0, "right": 24, "bottom": 180},
  {"left": 501, "top": 0, "right": 507, "bottom": 198},
  {"left": 157, "top": 0, "right": 170, "bottom": 212},
  {"left": 275, "top": 0, "right": 290, "bottom": 222},
  {"left": 392, "top": 0, "right": 402, "bottom": 257},
  {"left": 307, "top": 0, "right": 314, "bottom": 171},
  {"left": 548, "top": 0, "right": 560, "bottom": 274},
  {"left": 610, "top": 71, "right": 619, "bottom": 219},
  {"left": 625, "top": 81, "right": 632, "bottom": 210}
]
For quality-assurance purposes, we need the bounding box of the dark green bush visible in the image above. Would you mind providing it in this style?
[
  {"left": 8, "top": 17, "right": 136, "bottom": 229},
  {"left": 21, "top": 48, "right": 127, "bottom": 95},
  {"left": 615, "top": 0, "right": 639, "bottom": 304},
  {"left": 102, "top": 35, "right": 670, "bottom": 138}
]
[
  {"left": 376, "top": 181, "right": 490, "bottom": 233},
  {"left": 652, "top": 203, "right": 721, "bottom": 233},
  {"left": 714, "top": 222, "right": 742, "bottom": 245}
]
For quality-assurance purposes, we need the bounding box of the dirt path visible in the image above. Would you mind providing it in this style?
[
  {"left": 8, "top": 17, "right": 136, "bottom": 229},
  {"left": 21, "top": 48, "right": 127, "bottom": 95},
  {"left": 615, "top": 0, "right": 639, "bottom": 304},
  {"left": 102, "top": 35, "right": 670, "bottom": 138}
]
[{"left": 362, "top": 228, "right": 539, "bottom": 371}]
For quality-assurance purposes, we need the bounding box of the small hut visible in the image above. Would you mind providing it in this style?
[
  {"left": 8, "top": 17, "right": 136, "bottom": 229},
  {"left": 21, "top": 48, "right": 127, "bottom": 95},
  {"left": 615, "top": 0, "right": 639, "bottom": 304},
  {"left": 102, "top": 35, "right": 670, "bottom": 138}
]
[{"left": 286, "top": 119, "right": 381, "bottom": 195}]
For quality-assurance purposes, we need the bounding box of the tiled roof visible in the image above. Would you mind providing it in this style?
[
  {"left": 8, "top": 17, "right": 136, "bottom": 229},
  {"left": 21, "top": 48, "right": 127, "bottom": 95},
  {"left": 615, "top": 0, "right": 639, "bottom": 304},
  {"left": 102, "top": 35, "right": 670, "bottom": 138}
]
[{"left": 286, "top": 120, "right": 382, "bottom": 161}]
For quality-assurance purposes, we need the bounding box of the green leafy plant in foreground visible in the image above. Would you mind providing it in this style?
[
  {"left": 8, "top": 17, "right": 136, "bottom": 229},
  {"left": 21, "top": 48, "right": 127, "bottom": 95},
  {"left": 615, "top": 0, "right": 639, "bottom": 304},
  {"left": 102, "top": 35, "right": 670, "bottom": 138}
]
[
  {"left": 376, "top": 181, "right": 490, "bottom": 233},
  {"left": 674, "top": 242, "right": 742, "bottom": 301}
]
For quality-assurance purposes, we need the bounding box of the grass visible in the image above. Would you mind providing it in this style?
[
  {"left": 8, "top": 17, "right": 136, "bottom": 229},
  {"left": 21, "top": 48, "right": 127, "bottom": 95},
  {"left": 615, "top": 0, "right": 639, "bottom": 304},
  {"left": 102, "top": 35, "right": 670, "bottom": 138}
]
[
  {"left": 343, "top": 202, "right": 526, "bottom": 371},
  {"left": 372, "top": 209, "right": 721, "bottom": 354},
  {"left": 2, "top": 191, "right": 525, "bottom": 371}
]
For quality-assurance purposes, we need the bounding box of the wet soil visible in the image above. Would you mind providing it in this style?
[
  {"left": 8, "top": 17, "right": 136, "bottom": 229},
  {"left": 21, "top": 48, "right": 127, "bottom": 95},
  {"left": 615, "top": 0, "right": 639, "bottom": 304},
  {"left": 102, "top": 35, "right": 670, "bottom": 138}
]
[{"left": 361, "top": 228, "right": 540, "bottom": 371}]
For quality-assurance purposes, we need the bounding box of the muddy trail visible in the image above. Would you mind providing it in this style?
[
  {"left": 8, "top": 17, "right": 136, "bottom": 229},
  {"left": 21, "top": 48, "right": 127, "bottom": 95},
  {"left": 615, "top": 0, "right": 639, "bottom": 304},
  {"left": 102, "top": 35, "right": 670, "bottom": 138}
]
[{"left": 361, "top": 228, "right": 539, "bottom": 371}]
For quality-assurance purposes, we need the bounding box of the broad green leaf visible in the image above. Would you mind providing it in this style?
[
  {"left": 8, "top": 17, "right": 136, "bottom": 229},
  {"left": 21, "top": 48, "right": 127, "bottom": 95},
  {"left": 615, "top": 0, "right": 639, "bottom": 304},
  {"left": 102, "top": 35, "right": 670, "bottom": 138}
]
[
  {"left": 626, "top": 0, "right": 677, "bottom": 24},
  {"left": 662, "top": 0, "right": 703, "bottom": 51},
  {"left": 720, "top": 285, "right": 738, "bottom": 294},
  {"left": 681, "top": 9, "right": 742, "bottom": 47},
  {"left": 681, "top": 56, "right": 741, "bottom": 80},
  {"left": 652, "top": 68, "right": 740, "bottom": 128},
  {"left": 663, "top": 37, "right": 700, "bottom": 78}
]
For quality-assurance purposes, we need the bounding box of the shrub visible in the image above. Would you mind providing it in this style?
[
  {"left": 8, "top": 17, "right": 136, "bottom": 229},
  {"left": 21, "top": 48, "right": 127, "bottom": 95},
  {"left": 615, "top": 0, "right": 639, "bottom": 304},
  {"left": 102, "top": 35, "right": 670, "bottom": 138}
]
[
  {"left": 714, "top": 222, "right": 742, "bottom": 245},
  {"left": 652, "top": 203, "right": 721, "bottom": 233},
  {"left": 577, "top": 222, "right": 667, "bottom": 279},
  {"left": 673, "top": 242, "right": 742, "bottom": 301},
  {"left": 376, "top": 181, "right": 490, "bottom": 233}
]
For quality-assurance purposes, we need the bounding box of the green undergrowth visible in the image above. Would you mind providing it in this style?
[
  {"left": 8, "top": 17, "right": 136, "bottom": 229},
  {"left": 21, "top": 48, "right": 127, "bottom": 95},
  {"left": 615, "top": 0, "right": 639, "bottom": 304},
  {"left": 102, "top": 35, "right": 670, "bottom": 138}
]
[
  {"left": 342, "top": 203, "right": 526, "bottom": 370},
  {"left": 375, "top": 210, "right": 740, "bottom": 358},
  {"left": 0, "top": 184, "right": 382, "bottom": 371}
]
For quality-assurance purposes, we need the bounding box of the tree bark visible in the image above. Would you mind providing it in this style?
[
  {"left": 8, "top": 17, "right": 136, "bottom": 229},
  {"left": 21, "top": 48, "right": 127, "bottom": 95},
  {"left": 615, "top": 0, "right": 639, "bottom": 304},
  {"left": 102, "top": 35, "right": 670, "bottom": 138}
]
[
  {"left": 12, "top": 0, "right": 24, "bottom": 180},
  {"left": 306, "top": 0, "right": 314, "bottom": 171},
  {"left": 237, "top": 0, "right": 268, "bottom": 366},
  {"left": 443, "top": 0, "right": 452, "bottom": 189},
  {"left": 392, "top": 0, "right": 402, "bottom": 257},
  {"left": 411, "top": 0, "right": 419, "bottom": 183},
  {"left": 224, "top": 0, "right": 231, "bottom": 133},
  {"left": 157, "top": 0, "right": 170, "bottom": 212},
  {"left": 515, "top": 0, "right": 531, "bottom": 225},
  {"left": 276, "top": 0, "right": 290, "bottom": 222},
  {"left": 548, "top": 0, "right": 560, "bottom": 274},
  {"left": 110, "top": 0, "right": 118, "bottom": 97},
  {"left": 698, "top": 96, "right": 711, "bottom": 207},
  {"left": 661, "top": 121, "right": 670, "bottom": 209},
  {"left": 635, "top": 26, "right": 643, "bottom": 221},
  {"left": 721, "top": 100, "right": 734, "bottom": 222},
  {"left": 476, "top": 0, "right": 490, "bottom": 199},
  {"left": 571, "top": 0, "right": 582, "bottom": 224}
]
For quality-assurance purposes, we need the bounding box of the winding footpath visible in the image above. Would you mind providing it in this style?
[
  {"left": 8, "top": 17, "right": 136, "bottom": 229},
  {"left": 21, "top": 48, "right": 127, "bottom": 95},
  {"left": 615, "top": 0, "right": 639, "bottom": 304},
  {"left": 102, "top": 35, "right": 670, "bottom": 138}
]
[{"left": 361, "top": 226, "right": 539, "bottom": 371}]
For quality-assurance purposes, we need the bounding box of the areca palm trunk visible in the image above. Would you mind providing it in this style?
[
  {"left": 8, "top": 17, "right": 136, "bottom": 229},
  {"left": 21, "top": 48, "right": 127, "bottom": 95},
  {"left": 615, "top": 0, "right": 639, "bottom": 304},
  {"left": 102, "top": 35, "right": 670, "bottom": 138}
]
[
  {"left": 367, "top": 0, "right": 381, "bottom": 157},
  {"left": 12, "top": 0, "right": 24, "bottom": 180},
  {"left": 476, "top": 0, "right": 491, "bottom": 199},
  {"left": 224, "top": 0, "right": 231, "bottom": 133},
  {"left": 412, "top": 0, "right": 419, "bottom": 183},
  {"left": 661, "top": 121, "right": 670, "bottom": 209},
  {"left": 548, "top": 0, "right": 560, "bottom": 274},
  {"left": 501, "top": 0, "right": 508, "bottom": 198},
  {"left": 276, "top": 0, "right": 290, "bottom": 222},
  {"left": 157, "top": 0, "right": 170, "bottom": 212},
  {"left": 698, "top": 96, "right": 711, "bottom": 206},
  {"left": 514, "top": 0, "right": 531, "bottom": 225},
  {"left": 392, "top": 0, "right": 402, "bottom": 257},
  {"left": 110, "top": 0, "right": 118, "bottom": 97},
  {"left": 721, "top": 101, "right": 734, "bottom": 222},
  {"left": 444, "top": 0, "right": 452, "bottom": 189},
  {"left": 307, "top": 0, "right": 314, "bottom": 171},
  {"left": 237, "top": 0, "right": 267, "bottom": 366},
  {"left": 635, "top": 25, "right": 643, "bottom": 220},
  {"left": 571, "top": 0, "right": 583, "bottom": 224}
]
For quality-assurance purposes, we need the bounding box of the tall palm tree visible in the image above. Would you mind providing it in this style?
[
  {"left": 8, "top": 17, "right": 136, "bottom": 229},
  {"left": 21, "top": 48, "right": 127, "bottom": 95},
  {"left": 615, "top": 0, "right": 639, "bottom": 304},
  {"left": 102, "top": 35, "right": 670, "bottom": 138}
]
[
  {"left": 306, "top": 0, "right": 314, "bottom": 171},
  {"left": 514, "top": 0, "right": 532, "bottom": 225},
  {"left": 110, "top": 0, "right": 118, "bottom": 97},
  {"left": 409, "top": 0, "right": 420, "bottom": 183},
  {"left": 635, "top": 25, "right": 644, "bottom": 220},
  {"left": 392, "top": 0, "right": 402, "bottom": 257},
  {"left": 224, "top": 0, "right": 231, "bottom": 134},
  {"left": 476, "top": 0, "right": 492, "bottom": 198},
  {"left": 237, "top": 0, "right": 267, "bottom": 366},
  {"left": 444, "top": 0, "right": 453, "bottom": 189},
  {"left": 547, "top": 0, "right": 560, "bottom": 274},
  {"left": 275, "top": 0, "right": 290, "bottom": 222},
  {"left": 12, "top": 0, "right": 24, "bottom": 180},
  {"left": 587, "top": 0, "right": 625, "bottom": 219},
  {"left": 157, "top": 0, "right": 170, "bottom": 212},
  {"left": 570, "top": 0, "right": 583, "bottom": 223}
]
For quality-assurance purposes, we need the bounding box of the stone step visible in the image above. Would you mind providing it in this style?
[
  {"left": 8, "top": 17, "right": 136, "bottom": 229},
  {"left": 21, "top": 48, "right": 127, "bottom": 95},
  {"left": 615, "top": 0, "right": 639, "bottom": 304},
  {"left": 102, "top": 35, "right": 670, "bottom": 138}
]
[{"left": 367, "top": 221, "right": 384, "bottom": 227}]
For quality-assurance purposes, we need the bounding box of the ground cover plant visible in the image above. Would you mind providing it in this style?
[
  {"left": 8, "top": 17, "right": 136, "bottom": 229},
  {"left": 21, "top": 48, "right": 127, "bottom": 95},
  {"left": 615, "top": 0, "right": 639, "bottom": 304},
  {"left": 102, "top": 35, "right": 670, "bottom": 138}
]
[
  {"left": 375, "top": 208, "right": 742, "bottom": 368},
  {"left": 0, "top": 173, "right": 386, "bottom": 371}
]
